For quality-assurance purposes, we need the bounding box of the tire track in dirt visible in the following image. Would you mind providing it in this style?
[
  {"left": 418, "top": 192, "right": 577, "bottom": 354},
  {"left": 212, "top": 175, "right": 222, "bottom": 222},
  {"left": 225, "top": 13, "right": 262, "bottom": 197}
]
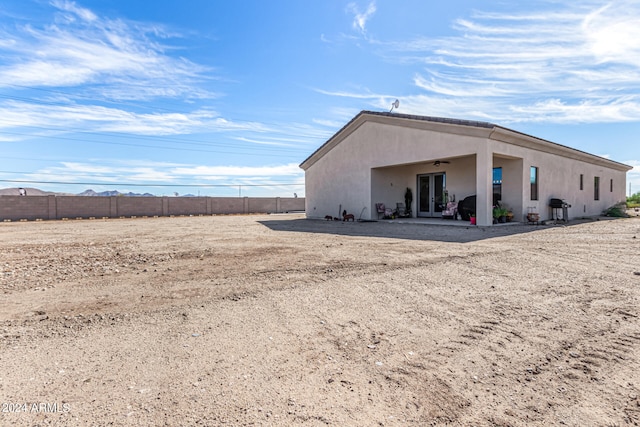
[{"left": 2, "top": 215, "right": 640, "bottom": 426}]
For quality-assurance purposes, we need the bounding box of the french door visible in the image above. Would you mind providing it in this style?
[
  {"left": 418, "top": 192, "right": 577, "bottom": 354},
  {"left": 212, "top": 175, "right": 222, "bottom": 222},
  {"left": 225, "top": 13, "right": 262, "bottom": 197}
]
[{"left": 417, "top": 173, "right": 446, "bottom": 217}]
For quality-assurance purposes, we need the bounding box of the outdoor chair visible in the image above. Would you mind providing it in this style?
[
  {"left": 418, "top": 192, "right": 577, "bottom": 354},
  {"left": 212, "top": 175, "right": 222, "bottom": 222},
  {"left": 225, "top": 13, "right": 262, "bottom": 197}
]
[{"left": 396, "top": 203, "right": 407, "bottom": 217}]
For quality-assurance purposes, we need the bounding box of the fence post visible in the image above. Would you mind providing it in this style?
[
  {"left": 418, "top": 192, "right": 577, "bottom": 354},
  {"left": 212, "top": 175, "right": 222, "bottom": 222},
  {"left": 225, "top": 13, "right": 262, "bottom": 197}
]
[
  {"left": 162, "top": 197, "right": 169, "bottom": 216},
  {"left": 110, "top": 196, "right": 118, "bottom": 218},
  {"left": 48, "top": 195, "right": 57, "bottom": 220}
]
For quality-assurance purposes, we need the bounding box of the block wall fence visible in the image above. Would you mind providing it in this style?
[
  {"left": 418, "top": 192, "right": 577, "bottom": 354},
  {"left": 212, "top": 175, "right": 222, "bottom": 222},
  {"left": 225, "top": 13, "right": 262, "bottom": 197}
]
[{"left": 0, "top": 196, "right": 305, "bottom": 221}]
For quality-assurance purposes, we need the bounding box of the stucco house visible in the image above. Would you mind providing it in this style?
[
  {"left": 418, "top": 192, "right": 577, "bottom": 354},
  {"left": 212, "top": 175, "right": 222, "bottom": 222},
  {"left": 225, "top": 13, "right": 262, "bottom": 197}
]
[{"left": 300, "top": 111, "right": 632, "bottom": 226}]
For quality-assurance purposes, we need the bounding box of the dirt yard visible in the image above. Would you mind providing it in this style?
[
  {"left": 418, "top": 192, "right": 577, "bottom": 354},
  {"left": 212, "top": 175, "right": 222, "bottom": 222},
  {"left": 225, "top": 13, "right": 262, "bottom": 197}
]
[{"left": 0, "top": 214, "right": 639, "bottom": 426}]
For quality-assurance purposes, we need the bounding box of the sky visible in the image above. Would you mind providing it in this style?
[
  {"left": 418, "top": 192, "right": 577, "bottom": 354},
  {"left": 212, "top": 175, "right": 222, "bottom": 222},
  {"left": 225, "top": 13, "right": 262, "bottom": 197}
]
[{"left": 0, "top": 0, "right": 639, "bottom": 197}]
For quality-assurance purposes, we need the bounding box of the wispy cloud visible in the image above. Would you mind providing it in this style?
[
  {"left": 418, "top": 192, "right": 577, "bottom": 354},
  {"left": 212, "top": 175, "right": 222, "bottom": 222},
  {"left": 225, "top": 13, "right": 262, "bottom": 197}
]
[
  {"left": 51, "top": 0, "right": 97, "bottom": 23},
  {"left": 347, "top": 1, "right": 376, "bottom": 35},
  {"left": 0, "top": 101, "right": 268, "bottom": 136},
  {"left": 0, "top": 0, "right": 234, "bottom": 139},
  {"left": 0, "top": 2, "right": 332, "bottom": 154},
  {"left": 0, "top": 0, "right": 210, "bottom": 99},
  {"left": 171, "top": 163, "right": 303, "bottom": 179},
  {"left": 624, "top": 159, "right": 640, "bottom": 196},
  {"left": 332, "top": 1, "right": 640, "bottom": 125},
  {"left": 19, "top": 160, "right": 304, "bottom": 187}
]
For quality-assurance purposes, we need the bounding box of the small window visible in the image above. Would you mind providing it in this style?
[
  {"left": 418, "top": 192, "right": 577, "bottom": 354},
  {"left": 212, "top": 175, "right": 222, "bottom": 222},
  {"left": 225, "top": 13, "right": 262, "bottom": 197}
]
[
  {"left": 610, "top": 178, "right": 613, "bottom": 192},
  {"left": 594, "top": 176, "right": 600, "bottom": 201},
  {"left": 493, "top": 167, "right": 502, "bottom": 199},
  {"left": 580, "top": 174, "right": 584, "bottom": 191},
  {"left": 530, "top": 166, "right": 539, "bottom": 201}
]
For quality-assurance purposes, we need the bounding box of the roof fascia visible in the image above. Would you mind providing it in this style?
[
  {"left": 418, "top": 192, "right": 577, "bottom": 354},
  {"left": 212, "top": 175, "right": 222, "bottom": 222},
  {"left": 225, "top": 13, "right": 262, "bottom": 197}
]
[
  {"left": 489, "top": 127, "right": 633, "bottom": 172},
  {"left": 300, "top": 111, "right": 633, "bottom": 173}
]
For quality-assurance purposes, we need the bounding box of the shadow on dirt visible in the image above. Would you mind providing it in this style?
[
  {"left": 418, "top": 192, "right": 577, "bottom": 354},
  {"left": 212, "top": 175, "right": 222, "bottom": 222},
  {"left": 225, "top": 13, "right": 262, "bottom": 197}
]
[{"left": 258, "top": 217, "right": 600, "bottom": 243}]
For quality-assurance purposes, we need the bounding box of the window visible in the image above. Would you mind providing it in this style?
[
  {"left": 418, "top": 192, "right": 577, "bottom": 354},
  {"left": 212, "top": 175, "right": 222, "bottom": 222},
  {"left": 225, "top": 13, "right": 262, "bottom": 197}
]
[
  {"left": 610, "top": 178, "right": 613, "bottom": 192},
  {"left": 493, "top": 167, "right": 502, "bottom": 199},
  {"left": 530, "top": 166, "right": 539, "bottom": 201},
  {"left": 580, "top": 174, "right": 584, "bottom": 190},
  {"left": 594, "top": 176, "right": 600, "bottom": 200}
]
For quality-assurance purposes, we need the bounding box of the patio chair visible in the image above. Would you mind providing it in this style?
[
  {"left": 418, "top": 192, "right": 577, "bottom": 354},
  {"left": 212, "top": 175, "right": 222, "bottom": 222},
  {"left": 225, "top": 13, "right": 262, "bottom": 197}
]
[
  {"left": 442, "top": 201, "right": 458, "bottom": 219},
  {"left": 375, "top": 203, "right": 386, "bottom": 219},
  {"left": 396, "top": 203, "right": 407, "bottom": 217}
]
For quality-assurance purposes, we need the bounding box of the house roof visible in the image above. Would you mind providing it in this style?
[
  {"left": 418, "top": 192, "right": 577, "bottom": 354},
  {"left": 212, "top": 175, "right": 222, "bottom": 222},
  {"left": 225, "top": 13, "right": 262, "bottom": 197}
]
[{"left": 299, "top": 110, "right": 633, "bottom": 172}]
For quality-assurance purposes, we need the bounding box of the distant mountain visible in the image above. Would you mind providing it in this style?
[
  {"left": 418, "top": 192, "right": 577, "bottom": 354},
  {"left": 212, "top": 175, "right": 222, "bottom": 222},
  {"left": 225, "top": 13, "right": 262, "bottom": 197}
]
[
  {"left": 76, "top": 189, "right": 156, "bottom": 197},
  {"left": 0, "top": 187, "right": 156, "bottom": 197},
  {"left": 76, "top": 189, "right": 101, "bottom": 196},
  {"left": 0, "top": 187, "right": 62, "bottom": 196}
]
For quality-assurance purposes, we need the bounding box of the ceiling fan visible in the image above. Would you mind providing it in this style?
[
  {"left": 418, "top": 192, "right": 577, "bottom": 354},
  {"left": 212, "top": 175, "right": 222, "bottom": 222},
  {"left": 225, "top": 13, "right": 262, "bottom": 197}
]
[{"left": 433, "top": 160, "right": 450, "bottom": 167}]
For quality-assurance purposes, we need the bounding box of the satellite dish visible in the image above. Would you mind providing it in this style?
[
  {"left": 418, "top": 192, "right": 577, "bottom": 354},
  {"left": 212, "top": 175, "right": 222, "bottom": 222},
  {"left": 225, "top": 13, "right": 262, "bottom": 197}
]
[{"left": 389, "top": 99, "right": 400, "bottom": 113}]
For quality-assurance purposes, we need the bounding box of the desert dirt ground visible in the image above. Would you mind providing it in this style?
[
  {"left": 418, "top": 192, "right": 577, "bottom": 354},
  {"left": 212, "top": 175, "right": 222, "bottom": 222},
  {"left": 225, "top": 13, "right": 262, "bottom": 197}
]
[{"left": 0, "top": 213, "right": 639, "bottom": 426}]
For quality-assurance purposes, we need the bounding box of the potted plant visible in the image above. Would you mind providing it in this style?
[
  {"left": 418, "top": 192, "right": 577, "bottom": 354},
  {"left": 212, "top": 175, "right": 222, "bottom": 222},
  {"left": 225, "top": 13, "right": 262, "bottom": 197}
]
[
  {"left": 499, "top": 207, "right": 509, "bottom": 223},
  {"left": 527, "top": 212, "right": 540, "bottom": 223},
  {"left": 506, "top": 210, "right": 514, "bottom": 222},
  {"left": 492, "top": 207, "right": 500, "bottom": 224},
  {"left": 493, "top": 206, "right": 509, "bottom": 223}
]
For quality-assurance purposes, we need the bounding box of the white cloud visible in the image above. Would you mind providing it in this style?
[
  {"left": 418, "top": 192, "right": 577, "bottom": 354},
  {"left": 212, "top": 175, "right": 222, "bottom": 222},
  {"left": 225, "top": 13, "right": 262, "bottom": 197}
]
[
  {"left": 347, "top": 2, "right": 376, "bottom": 34},
  {"left": 312, "top": 118, "right": 346, "bottom": 128},
  {"left": 0, "top": 101, "right": 267, "bottom": 136},
  {"left": 582, "top": 3, "right": 640, "bottom": 67},
  {"left": 171, "top": 163, "right": 303, "bottom": 179},
  {"left": 51, "top": 0, "right": 98, "bottom": 23},
  {"left": 0, "top": 2, "right": 329, "bottom": 160},
  {"left": 0, "top": 2, "right": 211, "bottom": 100},
  {"left": 19, "top": 160, "right": 304, "bottom": 189},
  {"left": 624, "top": 160, "right": 640, "bottom": 196},
  {"left": 331, "top": 2, "right": 640, "bottom": 125}
]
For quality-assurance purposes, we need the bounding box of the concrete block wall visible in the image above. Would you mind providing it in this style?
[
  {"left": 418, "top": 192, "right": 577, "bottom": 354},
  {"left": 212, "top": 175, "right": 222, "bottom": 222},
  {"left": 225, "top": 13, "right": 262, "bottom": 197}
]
[
  {"left": 247, "top": 197, "right": 277, "bottom": 214},
  {"left": 0, "top": 195, "right": 305, "bottom": 221},
  {"left": 117, "top": 197, "right": 163, "bottom": 217},
  {"left": 168, "top": 197, "right": 208, "bottom": 216},
  {"left": 0, "top": 196, "right": 49, "bottom": 220},
  {"left": 279, "top": 197, "right": 306, "bottom": 213},
  {"left": 55, "top": 196, "right": 111, "bottom": 218},
  {"left": 209, "top": 197, "right": 244, "bottom": 214}
]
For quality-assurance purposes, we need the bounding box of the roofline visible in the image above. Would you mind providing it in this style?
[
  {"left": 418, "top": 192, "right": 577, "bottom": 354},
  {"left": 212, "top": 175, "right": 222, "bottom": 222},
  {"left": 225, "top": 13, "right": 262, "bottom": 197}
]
[
  {"left": 299, "top": 110, "right": 633, "bottom": 172},
  {"left": 488, "top": 125, "right": 632, "bottom": 171}
]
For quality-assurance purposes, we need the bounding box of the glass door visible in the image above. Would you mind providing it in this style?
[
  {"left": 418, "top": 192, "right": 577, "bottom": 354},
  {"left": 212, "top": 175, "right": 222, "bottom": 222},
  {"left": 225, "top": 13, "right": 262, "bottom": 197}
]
[
  {"left": 417, "top": 173, "right": 446, "bottom": 217},
  {"left": 418, "top": 174, "right": 431, "bottom": 216}
]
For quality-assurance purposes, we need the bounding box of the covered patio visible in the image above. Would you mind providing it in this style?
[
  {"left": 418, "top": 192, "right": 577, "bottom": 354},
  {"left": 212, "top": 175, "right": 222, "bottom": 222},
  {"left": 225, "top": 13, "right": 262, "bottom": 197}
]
[{"left": 371, "top": 153, "right": 525, "bottom": 226}]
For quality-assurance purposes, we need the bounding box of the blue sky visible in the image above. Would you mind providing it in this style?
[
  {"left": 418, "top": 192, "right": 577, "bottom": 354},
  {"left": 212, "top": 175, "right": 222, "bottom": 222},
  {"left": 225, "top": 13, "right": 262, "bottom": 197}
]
[{"left": 0, "top": 0, "right": 638, "bottom": 197}]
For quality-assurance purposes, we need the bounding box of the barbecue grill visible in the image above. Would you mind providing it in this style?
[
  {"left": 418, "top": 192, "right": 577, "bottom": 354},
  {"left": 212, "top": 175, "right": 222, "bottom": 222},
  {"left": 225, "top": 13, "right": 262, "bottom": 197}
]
[{"left": 549, "top": 198, "right": 571, "bottom": 222}]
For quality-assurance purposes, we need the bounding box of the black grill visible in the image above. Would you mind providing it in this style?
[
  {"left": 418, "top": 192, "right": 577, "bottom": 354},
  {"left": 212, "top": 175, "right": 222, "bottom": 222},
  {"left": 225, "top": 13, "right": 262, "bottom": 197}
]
[
  {"left": 549, "top": 198, "right": 569, "bottom": 208},
  {"left": 549, "top": 198, "right": 571, "bottom": 222}
]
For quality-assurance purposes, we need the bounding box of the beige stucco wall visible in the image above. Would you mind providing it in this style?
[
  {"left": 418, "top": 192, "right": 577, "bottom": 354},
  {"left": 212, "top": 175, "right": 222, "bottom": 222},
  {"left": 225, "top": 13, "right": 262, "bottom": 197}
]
[
  {"left": 305, "top": 144, "right": 372, "bottom": 219},
  {"left": 305, "top": 120, "right": 489, "bottom": 219},
  {"left": 491, "top": 138, "right": 627, "bottom": 221},
  {"left": 303, "top": 114, "right": 630, "bottom": 224}
]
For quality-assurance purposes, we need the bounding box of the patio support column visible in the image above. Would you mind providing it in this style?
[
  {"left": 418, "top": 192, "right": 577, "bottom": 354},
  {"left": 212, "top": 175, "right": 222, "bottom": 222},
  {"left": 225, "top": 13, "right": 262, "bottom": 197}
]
[{"left": 475, "top": 145, "right": 494, "bottom": 226}]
